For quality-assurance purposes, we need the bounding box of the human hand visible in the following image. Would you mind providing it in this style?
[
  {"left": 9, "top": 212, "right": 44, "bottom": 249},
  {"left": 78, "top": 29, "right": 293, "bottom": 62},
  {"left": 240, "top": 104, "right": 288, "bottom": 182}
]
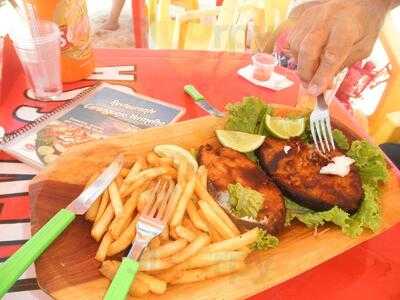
[{"left": 288, "top": 0, "right": 392, "bottom": 96}]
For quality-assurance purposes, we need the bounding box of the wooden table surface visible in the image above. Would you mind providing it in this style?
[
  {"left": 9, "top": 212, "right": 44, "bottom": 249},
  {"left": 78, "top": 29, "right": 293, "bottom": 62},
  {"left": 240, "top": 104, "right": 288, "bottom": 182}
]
[{"left": 1, "top": 45, "right": 400, "bottom": 300}]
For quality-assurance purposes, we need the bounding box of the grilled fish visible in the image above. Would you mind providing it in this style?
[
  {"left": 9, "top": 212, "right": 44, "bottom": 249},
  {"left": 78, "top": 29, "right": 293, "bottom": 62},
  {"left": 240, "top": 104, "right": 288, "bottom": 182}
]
[
  {"left": 198, "top": 144, "right": 285, "bottom": 235},
  {"left": 257, "top": 138, "right": 363, "bottom": 213}
]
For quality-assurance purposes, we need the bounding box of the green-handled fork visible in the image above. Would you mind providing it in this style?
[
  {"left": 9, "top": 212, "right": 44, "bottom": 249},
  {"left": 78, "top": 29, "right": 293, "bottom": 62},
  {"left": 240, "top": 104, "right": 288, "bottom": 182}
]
[
  {"left": 104, "top": 180, "right": 176, "bottom": 300},
  {"left": 0, "top": 154, "right": 124, "bottom": 298}
]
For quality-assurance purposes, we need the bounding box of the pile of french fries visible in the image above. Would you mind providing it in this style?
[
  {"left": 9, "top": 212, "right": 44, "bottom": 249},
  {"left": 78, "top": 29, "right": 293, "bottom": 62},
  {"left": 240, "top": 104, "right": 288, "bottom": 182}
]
[{"left": 84, "top": 148, "right": 260, "bottom": 297}]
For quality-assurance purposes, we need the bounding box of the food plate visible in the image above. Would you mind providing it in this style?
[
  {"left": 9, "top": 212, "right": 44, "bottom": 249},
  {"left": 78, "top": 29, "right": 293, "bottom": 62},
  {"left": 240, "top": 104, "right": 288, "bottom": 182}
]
[{"left": 30, "top": 105, "right": 400, "bottom": 300}]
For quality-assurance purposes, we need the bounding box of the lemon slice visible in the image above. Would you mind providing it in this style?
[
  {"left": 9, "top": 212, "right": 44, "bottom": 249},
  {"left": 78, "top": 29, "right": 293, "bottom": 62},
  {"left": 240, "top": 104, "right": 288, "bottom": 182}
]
[
  {"left": 265, "top": 114, "right": 305, "bottom": 139},
  {"left": 216, "top": 130, "right": 266, "bottom": 152},
  {"left": 154, "top": 144, "right": 198, "bottom": 171}
]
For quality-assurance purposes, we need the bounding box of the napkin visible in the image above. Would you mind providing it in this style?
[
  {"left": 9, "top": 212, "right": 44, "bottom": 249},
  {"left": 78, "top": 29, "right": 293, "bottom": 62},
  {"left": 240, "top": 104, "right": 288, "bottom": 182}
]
[{"left": 237, "top": 64, "right": 293, "bottom": 91}]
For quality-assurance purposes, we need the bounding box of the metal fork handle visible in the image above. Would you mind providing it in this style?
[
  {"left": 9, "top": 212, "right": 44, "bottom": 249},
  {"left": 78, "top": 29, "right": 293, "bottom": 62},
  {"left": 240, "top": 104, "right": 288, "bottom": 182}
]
[
  {"left": 127, "top": 239, "right": 149, "bottom": 260},
  {"left": 317, "top": 94, "right": 328, "bottom": 110}
]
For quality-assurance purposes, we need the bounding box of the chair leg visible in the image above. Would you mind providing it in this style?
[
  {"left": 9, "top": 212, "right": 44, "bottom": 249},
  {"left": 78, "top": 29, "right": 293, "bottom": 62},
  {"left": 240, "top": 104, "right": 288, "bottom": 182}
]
[{"left": 132, "top": 0, "right": 148, "bottom": 48}]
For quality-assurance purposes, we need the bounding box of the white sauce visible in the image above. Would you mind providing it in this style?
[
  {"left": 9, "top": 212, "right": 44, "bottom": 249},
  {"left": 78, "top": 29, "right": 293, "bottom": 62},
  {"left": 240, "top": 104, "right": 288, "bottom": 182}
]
[
  {"left": 320, "top": 155, "right": 355, "bottom": 177},
  {"left": 283, "top": 145, "right": 291, "bottom": 154}
]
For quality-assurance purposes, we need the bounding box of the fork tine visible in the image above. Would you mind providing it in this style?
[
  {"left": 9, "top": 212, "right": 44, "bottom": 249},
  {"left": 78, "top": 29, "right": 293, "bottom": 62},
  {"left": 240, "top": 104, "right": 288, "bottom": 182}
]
[
  {"left": 310, "top": 121, "right": 321, "bottom": 153},
  {"left": 156, "top": 180, "right": 175, "bottom": 220},
  {"left": 315, "top": 120, "right": 326, "bottom": 153},
  {"left": 141, "top": 179, "right": 161, "bottom": 216},
  {"left": 148, "top": 180, "right": 169, "bottom": 217},
  {"left": 324, "top": 116, "right": 336, "bottom": 150},
  {"left": 320, "top": 118, "right": 331, "bottom": 152}
]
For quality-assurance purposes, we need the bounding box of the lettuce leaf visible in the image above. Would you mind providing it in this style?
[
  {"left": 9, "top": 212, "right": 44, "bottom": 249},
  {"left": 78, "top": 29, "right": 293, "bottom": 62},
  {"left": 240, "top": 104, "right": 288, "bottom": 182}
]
[
  {"left": 347, "top": 140, "right": 389, "bottom": 186},
  {"left": 343, "top": 184, "right": 380, "bottom": 237},
  {"left": 285, "top": 139, "right": 389, "bottom": 237},
  {"left": 332, "top": 129, "right": 350, "bottom": 150},
  {"left": 285, "top": 198, "right": 349, "bottom": 229},
  {"left": 250, "top": 228, "right": 279, "bottom": 250},
  {"left": 225, "top": 97, "right": 272, "bottom": 135},
  {"left": 228, "top": 183, "right": 264, "bottom": 219}
]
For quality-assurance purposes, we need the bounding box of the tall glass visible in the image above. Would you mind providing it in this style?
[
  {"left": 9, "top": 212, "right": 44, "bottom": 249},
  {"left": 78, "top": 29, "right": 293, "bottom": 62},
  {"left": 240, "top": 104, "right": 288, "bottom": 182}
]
[{"left": 11, "top": 21, "right": 62, "bottom": 100}]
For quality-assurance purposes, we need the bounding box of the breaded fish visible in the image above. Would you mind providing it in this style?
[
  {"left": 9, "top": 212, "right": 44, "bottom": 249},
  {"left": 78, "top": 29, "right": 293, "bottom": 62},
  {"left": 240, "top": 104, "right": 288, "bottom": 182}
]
[
  {"left": 257, "top": 138, "right": 363, "bottom": 213},
  {"left": 198, "top": 144, "right": 285, "bottom": 235}
]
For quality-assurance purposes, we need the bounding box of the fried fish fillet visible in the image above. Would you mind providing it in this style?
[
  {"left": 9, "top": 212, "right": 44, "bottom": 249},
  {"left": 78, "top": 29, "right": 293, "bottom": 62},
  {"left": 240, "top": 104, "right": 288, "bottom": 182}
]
[
  {"left": 257, "top": 138, "right": 363, "bottom": 213},
  {"left": 198, "top": 144, "right": 285, "bottom": 235}
]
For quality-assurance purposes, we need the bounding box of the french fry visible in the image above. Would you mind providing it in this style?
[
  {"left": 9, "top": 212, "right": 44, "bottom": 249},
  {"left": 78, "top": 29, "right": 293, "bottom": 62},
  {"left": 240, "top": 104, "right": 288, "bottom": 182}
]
[
  {"left": 169, "top": 226, "right": 179, "bottom": 240},
  {"left": 197, "top": 165, "right": 208, "bottom": 188},
  {"left": 183, "top": 216, "right": 205, "bottom": 236},
  {"left": 139, "top": 259, "right": 173, "bottom": 271},
  {"left": 108, "top": 181, "right": 124, "bottom": 217},
  {"left": 202, "top": 228, "right": 259, "bottom": 253},
  {"left": 95, "top": 232, "right": 113, "bottom": 262},
  {"left": 195, "top": 178, "right": 240, "bottom": 235},
  {"left": 119, "top": 167, "right": 130, "bottom": 178},
  {"left": 141, "top": 239, "right": 188, "bottom": 259},
  {"left": 163, "top": 184, "right": 183, "bottom": 223},
  {"left": 170, "top": 176, "right": 196, "bottom": 227},
  {"left": 198, "top": 208, "right": 223, "bottom": 242},
  {"left": 175, "top": 225, "right": 196, "bottom": 242},
  {"left": 84, "top": 171, "right": 102, "bottom": 221},
  {"left": 150, "top": 237, "right": 161, "bottom": 249},
  {"left": 198, "top": 200, "right": 236, "bottom": 239},
  {"left": 156, "top": 267, "right": 185, "bottom": 283},
  {"left": 99, "top": 261, "right": 149, "bottom": 297},
  {"left": 121, "top": 167, "right": 168, "bottom": 199},
  {"left": 107, "top": 215, "right": 138, "bottom": 256},
  {"left": 147, "top": 152, "right": 175, "bottom": 168},
  {"left": 187, "top": 198, "right": 209, "bottom": 232},
  {"left": 130, "top": 277, "right": 150, "bottom": 297},
  {"left": 177, "top": 157, "right": 188, "bottom": 187},
  {"left": 163, "top": 166, "right": 177, "bottom": 178},
  {"left": 98, "top": 260, "right": 119, "bottom": 279},
  {"left": 91, "top": 204, "right": 114, "bottom": 241},
  {"left": 178, "top": 251, "right": 247, "bottom": 270},
  {"left": 95, "top": 190, "right": 110, "bottom": 222},
  {"left": 171, "top": 261, "right": 245, "bottom": 284},
  {"left": 119, "top": 159, "right": 143, "bottom": 195},
  {"left": 136, "top": 272, "right": 167, "bottom": 295},
  {"left": 109, "top": 183, "right": 149, "bottom": 239},
  {"left": 124, "top": 167, "right": 168, "bottom": 185},
  {"left": 115, "top": 175, "right": 124, "bottom": 188},
  {"left": 160, "top": 227, "right": 169, "bottom": 241},
  {"left": 85, "top": 197, "right": 101, "bottom": 222},
  {"left": 168, "top": 234, "right": 210, "bottom": 264}
]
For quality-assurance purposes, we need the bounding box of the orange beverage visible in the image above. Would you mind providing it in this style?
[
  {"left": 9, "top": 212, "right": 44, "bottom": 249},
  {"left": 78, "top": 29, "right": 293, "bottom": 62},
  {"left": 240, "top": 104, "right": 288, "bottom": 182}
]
[{"left": 31, "top": 0, "right": 95, "bottom": 82}]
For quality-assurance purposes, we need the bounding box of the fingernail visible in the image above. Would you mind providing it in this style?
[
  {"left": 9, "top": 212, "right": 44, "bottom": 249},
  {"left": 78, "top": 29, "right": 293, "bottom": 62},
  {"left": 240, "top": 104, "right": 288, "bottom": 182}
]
[{"left": 308, "top": 84, "right": 321, "bottom": 96}]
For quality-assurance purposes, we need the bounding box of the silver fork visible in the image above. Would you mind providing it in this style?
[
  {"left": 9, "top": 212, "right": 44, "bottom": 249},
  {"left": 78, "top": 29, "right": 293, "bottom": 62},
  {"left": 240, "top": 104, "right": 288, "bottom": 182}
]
[
  {"left": 310, "top": 70, "right": 347, "bottom": 154},
  {"left": 104, "top": 180, "right": 175, "bottom": 300}
]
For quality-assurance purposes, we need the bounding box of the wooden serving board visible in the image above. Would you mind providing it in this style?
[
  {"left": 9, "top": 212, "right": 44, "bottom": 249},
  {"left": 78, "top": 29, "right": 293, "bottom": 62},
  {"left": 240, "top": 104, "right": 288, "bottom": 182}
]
[{"left": 30, "top": 109, "right": 400, "bottom": 300}]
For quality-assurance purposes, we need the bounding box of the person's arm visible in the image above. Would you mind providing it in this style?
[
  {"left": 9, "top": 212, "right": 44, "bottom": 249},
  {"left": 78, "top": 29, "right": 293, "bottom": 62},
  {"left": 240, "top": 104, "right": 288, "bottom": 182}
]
[{"left": 288, "top": 0, "right": 397, "bottom": 96}]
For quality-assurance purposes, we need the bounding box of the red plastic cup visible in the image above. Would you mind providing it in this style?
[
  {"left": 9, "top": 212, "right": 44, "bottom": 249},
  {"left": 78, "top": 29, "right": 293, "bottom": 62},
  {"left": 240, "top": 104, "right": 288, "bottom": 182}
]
[{"left": 252, "top": 53, "right": 277, "bottom": 81}]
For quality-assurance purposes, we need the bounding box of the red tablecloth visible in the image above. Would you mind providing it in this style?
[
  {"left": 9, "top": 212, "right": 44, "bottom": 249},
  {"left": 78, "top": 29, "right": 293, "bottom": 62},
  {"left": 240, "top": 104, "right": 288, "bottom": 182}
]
[{"left": 1, "top": 46, "right": 400, "bottom": 300}]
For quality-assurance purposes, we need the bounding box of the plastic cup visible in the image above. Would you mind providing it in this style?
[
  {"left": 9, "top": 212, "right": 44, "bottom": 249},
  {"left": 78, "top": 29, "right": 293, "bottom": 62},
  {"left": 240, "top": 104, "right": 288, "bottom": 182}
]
[
  {"left": 252, "top": 53, "right": 277, "bottom": 81},
  {"left": 11, "top": 21, "right": 62, "bottom": 100}
]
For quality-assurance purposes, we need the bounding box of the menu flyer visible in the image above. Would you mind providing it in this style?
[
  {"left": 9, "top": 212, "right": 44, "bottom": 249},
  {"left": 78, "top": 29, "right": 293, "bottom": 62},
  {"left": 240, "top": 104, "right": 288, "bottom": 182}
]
[{"left": 2, "top": 84, "right": 185, "bottom": 168}]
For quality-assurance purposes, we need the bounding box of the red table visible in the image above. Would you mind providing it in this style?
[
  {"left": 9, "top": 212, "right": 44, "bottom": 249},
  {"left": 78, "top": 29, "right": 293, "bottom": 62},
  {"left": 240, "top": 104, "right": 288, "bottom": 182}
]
[{"left": 1, "top": 46, "right": 400, "bottom": 300}]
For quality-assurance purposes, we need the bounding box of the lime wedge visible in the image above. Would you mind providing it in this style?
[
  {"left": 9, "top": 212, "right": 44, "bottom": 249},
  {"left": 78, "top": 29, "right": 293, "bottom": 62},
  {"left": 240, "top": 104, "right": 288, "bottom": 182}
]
[
  {"left": 265, "top": 114, "right": 305, "bottom": 139},
  {"left": 154, "top": 144, "right": 198, "bottom": 170},
  {"left": 216, "top": 130, "right": 266, "bottom": 152}
]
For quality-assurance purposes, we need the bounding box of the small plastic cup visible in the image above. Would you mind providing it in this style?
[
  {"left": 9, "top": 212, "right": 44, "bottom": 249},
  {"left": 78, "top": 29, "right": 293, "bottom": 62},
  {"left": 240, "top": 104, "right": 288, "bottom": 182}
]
[
  {"left": 251, "top": 53, "right": 277, "bottom": 81},
  {"left": 10, "top": 21, "right": 62, "bottom": 100}
]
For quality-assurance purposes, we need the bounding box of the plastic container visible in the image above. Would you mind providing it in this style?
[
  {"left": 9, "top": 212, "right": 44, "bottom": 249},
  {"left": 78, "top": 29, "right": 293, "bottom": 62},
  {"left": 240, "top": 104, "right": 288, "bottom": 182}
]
[
  {"left": 252, "top": 53, "right": 277, "bottom": 81},
  {"left": 11, "top": 21, "right": 62, "bottom": 99}
]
